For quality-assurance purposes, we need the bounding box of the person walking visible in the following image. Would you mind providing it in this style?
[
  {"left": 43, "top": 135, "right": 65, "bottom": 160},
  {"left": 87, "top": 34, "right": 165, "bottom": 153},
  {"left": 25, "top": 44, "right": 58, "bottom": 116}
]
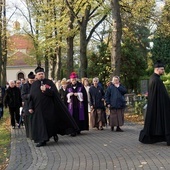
[
  {"left": 29, "top": 67, "right": 79, "bottom": 147},
  {"left": 4, "top": 80, "right": 22, "bottom": 129},
  {"left": 59, "top": 79, "right": 68, "bottom": 106},
  {"left": 21, "top": 72, "right": 35, "bottom": 139},
  {"left": 82, "top": 77, "right": 91, "bottom": 127},
  {"left": 89, "top": 77, "right": 106, "bottom": 130},
  {"left": 65, "top": 72, "right": 89, "bottom": 136},
  {"left": 0, "top": 85, "right": 5, "bottom": 119},
  {"left": 105, "top": 76, "right": 127, "bottom": 132},
  {"left": 139, "top": 60, "right": 170, "bottom": 145}
]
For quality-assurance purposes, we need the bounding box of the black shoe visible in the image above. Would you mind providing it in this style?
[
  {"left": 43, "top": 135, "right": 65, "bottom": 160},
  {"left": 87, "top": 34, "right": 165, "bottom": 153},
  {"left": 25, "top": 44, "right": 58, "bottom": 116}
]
[
  {"left": 71, "top": 132, "right": 77, "bottom": 137},
  {"left": 99, "top": 126, "right": 104, "bottom": 130},
  {"left": 36, "top": 141, "right": 46, "bottom": 147},
  {"left": 54, "top": 135, "right": 59, "bottom": 142},
  {"left": 111, "top": 127, "right": 114, "bottom": 131},
  {"left": 116, "top": 127, "right": 123, "bottom": 132},
  {"left": 77, "top": 131, "right": 81, "bottom": 135}
]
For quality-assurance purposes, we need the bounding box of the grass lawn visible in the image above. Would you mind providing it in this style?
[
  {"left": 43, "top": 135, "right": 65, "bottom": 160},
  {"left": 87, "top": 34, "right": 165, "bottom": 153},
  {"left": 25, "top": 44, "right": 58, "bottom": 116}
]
[
  {"left": 0, "top": 109, "right": 11, "bottom": 170},
  {"left": 124, "top": 106, "right": 144, "bottom": 125}
]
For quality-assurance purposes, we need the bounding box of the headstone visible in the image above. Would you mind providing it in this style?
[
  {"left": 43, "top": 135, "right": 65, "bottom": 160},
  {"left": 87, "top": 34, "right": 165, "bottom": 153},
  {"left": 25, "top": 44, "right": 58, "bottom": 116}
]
[{"left": 140, "top": 79, "right": 148, "bottom": 94}]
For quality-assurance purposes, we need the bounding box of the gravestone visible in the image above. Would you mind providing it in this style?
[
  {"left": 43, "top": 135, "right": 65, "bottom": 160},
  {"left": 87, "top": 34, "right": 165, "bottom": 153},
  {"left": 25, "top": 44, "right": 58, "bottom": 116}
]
[{"left": 140, "top": 79, "right": 148, "bottom": 94}]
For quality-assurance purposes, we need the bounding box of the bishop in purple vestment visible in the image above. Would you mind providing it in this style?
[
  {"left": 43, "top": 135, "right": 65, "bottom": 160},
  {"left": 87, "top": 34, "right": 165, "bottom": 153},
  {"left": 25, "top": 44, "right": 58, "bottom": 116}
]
[{"left": 66, "top": 72, "right": 89, "bottom": 136}]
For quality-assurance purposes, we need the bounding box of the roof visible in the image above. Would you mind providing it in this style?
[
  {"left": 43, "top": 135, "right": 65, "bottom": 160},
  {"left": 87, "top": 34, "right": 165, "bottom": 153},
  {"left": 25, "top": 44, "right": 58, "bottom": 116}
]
[
  {"left": 8, "top": 34, "right": 34, "bottom": 50},
  {"left": 8, "top": 51, "right": 36, "bottom": 66},
  {"left": 7, "top": 34, "right": 36, "bottom": 67}
]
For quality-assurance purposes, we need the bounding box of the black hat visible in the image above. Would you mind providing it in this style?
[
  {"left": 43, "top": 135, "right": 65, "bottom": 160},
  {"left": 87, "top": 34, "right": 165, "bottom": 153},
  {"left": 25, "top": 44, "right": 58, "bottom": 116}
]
[
  {"left": 154, "top": 60, "right": 164, "bottom": 68},
  {"left": 28, "top": 71, "right": 35, "bottom": 79},
  {"left": 35, "top": 66, "right": 44, "bottom": 74}
]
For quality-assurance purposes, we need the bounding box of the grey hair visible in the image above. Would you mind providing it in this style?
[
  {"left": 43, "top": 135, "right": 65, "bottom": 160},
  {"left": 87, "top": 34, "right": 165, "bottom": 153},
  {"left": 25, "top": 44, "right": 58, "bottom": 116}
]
[
  {"left": 112, "top": 76, "right": 120, "bottom": 82},
  {"left": 9, "top": 80, "right": 15, "bottom": 84},
  {"left": 93, "top": 77, "right": 99, "bottom": 83}
]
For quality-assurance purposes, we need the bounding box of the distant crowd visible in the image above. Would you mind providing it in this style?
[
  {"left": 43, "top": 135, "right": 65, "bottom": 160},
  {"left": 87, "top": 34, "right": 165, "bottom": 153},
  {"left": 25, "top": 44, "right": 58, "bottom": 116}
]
[
  {"left": 1, "top": 60, "right": 170, "bottom": 147},
  {"left": 0, "top": 68, "right": 127, "bottom": 147}
]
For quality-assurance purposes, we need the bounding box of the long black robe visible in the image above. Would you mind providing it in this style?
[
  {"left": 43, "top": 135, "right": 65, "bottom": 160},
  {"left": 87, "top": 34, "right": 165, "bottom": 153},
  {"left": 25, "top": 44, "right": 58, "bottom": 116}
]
[
  {"left": 59, "top": 88, "right": 67, "bottom": 106},
  {"left": 66, "top": 82, "right": 89, "bottom": 131},
  {"left": 139, "top": 73, "right": 170, "bottom": 145},
  {"left": 29, "top": 79, "right": 79, "bottom": 143},
  {"left": 21, "top": 82, "right": 33, "bottom": 139}
]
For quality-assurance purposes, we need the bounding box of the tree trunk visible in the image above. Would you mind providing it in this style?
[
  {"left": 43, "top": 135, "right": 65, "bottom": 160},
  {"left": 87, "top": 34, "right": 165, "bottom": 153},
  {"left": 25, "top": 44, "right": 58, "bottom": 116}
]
[
  {"left": 0, "top": 0, "right": 7, "bottom": 86},
  {"left": 50, "top": 51, "right": 56, "bottom": 80},
  {"left": 0, "top": 0, "right": 2, "bottom": 85},
  {"left": 66, "top": 8, "right": 74, "bottom": 78},
  {"left": 79, "top": 5, "right": 90, "bottom": 78},
  {"left": 80, "top": 25, "right": 88, "bottom": 78},
  {"left": 55, "top": 46, "right": 61, "bottom": 80},
  {"left": 2, "top": 0, "right": 7, "bottom": 86},
  {"left": 111, "top": 0, "right": 122, "bottom": 77},
  {"left": 66, "top": 36, "right": 74, "bottom": 78},
  {"left": 44, "top": 54, "right": 49, "bottom": 78}
]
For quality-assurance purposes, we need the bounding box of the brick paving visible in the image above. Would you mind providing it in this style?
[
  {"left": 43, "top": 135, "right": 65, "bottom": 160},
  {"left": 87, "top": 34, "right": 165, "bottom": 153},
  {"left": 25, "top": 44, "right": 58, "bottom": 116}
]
[{"left": 6, "top": 122, "right": 170, "bottom": 170}]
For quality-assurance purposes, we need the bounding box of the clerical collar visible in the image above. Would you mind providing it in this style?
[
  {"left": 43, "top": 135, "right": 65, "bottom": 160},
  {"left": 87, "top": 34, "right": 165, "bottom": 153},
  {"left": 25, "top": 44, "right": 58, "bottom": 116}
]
[
  {"left": 154, "top": 73, "right": 160, "bottom": 77},
  {"left": 72, "top": 84, "right": 77, "bottom": 88}
]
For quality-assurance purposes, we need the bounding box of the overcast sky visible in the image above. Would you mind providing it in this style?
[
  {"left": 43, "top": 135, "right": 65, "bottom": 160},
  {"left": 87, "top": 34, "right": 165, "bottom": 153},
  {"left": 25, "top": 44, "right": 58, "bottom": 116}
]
[
  {"left": 6, "top": 0, "right": 27, "bottom": 31},
  {"left": 6, "top": 0, "right": 165, "bottom": 32}
]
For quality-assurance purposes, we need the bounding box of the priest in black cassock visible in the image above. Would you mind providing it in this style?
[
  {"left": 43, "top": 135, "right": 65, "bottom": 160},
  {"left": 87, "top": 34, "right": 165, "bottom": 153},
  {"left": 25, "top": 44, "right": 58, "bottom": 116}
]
[
  {"left": 21, "top": 71, "right": 35, "bottom": 139},
  {"left": 139, "top": 60, "right": 170, "bottom": 146},
  {"left": 29, "top": 66, "right": 79, "bottom": 147}
]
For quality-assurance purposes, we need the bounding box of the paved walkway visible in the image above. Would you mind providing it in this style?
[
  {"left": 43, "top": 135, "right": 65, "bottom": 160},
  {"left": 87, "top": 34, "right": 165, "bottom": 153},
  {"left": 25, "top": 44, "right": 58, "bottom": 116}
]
[{"left": 6, "top": 122, "right": 170, "bottom": 170}]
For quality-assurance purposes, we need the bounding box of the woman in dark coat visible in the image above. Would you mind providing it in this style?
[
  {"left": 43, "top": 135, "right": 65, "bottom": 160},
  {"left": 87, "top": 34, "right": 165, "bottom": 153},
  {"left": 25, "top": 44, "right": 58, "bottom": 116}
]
[
  {"left": 105, "top": 76, "right": 127, "bottom": 132},
  {"left": 59, "top": 79, "right": 68, "bottom": 106},
  {"left": 89, "top": 77, "right": 106, "bottom": 130}
]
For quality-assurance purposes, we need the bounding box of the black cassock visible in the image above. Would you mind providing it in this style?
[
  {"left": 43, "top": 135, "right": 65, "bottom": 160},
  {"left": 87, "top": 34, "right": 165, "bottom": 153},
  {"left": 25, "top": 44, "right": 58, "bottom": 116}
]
[
  {"left": 29, "top": 79, "right": 79, "bottom": 143},
  {"left": 139, "top": 73, "right": 170, "bottom": 145}
]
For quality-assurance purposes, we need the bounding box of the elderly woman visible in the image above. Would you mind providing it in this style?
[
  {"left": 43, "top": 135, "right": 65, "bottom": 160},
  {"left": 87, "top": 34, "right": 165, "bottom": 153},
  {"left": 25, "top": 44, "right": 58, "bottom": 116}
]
[
  {"left": 105, "top": 76, "right": 127, "bottom": 132},
  {"left": 82, "top": 77, "right": 91, "bottom": 126},
  {"left": 59, "top": 79, "right": 68, "bottom": 106},
  {"left": 89, "top": 77, "right": 106, "bottom": 130}
]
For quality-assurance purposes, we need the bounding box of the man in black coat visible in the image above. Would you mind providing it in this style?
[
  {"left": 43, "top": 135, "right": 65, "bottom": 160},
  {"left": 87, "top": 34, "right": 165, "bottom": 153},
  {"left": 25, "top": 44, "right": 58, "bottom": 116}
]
[
  {"left": 4, "top": 80, "right": 22, "bottom": 129},
  {"left": 139, "top": 60, "right": 170, "bottom": 145},
  {"left": 0, "top": 85, "right": 5, "bottom": 119},
  {"left": 21, "top": 71, "right": 35, "bottom": 139},
  {"left": 29, "top": 66, "right": 79, "bottom": 147}
]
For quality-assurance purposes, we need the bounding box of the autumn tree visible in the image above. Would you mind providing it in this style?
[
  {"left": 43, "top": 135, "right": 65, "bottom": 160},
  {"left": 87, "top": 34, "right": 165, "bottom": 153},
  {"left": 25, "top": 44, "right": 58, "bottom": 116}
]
[
  {"left": 119, "top": 0, "right": 155, "bottom": 92},
  {"left": 151, "top": 0, "right": 170, "bottom": 71},
  {"left": 65, "top": 0, "right": 108, "bottom": 78},
  {"left": 110, "top": 0, "right": 122, "bottom": 77},
  {"left": 0, "top": 0, "right": 7, "bottom": 86},
  {"left": 17, "top": 0, "right": 67, "bottom": 80}
]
